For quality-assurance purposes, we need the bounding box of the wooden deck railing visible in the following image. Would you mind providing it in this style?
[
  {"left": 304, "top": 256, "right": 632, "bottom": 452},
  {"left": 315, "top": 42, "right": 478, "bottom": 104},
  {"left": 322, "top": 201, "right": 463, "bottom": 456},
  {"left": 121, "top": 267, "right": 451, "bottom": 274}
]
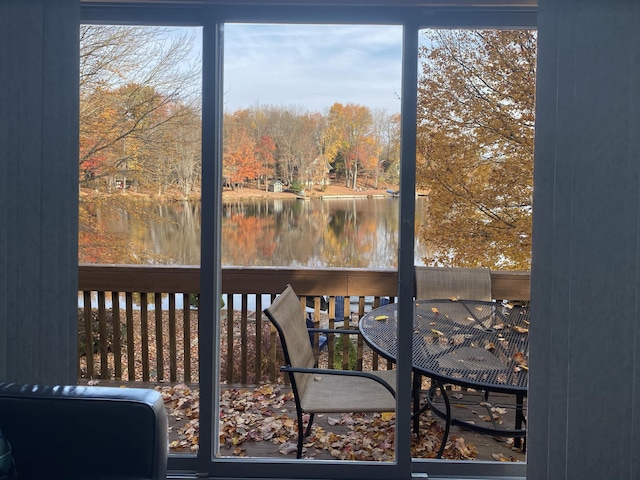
[{"left": 78, "top": 265, "right": 530, "bottom": 385}]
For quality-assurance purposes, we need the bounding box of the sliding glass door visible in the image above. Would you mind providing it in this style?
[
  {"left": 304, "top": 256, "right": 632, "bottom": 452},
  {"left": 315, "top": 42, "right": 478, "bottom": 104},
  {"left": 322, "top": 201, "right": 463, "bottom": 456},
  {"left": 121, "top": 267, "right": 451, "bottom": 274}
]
[{"left": 81, "top": 4, "right": 535, "bottom": 479}]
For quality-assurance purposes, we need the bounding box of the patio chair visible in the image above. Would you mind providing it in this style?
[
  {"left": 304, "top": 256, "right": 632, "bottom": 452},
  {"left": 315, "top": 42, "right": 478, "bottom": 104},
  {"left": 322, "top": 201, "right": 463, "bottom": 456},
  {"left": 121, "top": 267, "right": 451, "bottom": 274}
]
[
  {"left": 264, "top": 284, "right": 396, "bottom": 458},
  {"left": 412, "top": 266, "right": 492, "bottom": 433},
  {"left": 415, "top": 266, "right": 492, "bottom": 301}
]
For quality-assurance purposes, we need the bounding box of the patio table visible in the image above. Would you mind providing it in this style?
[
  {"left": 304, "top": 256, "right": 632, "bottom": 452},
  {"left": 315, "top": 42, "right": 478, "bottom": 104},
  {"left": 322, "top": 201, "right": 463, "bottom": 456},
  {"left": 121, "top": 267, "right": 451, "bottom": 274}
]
[{"left": 359, "top": 299, "right": 529, "bottom": 457}]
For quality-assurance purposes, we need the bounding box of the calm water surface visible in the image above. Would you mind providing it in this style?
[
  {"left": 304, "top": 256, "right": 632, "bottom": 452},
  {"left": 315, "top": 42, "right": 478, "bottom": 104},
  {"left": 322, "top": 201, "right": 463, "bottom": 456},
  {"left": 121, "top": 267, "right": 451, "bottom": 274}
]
[{"left": 82, "top": 197, "right": 430, "bottom": 268}]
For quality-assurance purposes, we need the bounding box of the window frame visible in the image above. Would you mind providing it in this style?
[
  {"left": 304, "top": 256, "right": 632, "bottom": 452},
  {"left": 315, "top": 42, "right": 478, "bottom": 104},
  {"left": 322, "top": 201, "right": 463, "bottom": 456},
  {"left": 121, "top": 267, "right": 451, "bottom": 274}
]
[{"left": 80, "top": 3, "right": 536, "bottom": 479}]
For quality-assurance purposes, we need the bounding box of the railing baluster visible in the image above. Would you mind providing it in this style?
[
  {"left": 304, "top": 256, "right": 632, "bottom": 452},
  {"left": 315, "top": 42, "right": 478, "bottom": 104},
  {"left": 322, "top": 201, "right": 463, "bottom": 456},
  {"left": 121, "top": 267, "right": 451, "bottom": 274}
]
[
  {"left": 140, "top": 293, "right": 149, "bottom": 382},
  {"left": 342, "top": 297, "right": 351, "bottom": 370},
  {"left": 372, "top": 296, "right": 380, "bottom": 371},
  {"left": 155, "top": 292, "right": 163, "bottom": 382},
  {"left": 356, "top": 296, "right": 365, "bottom": 371},
  {"left": 77, "top": 297, "right": 81, "bottom": 379},
  {"left": 98, "top": 291, "right": 108, "bottom": 378},
  {"left": 312, "top": 296, "right": 321, "bottom": 356},
  {"left": 169, "top": 293, "right": 177, "bottom": 382},
  {"left": 328, "top": 296, "right": 336, "bottom": 369},
  {"left": 226, "top": 294, "right": 234, "bottom": 384},
  {"left": 241, "top": 294, "right": 248, "bottom": 385},
  {"left": 255, "top": 294, "right": 263, "bottom": 384},
  {"left": 125, "top": 292, "right": 135, "bottom": 381},
  {"left": 269, "top": 293, "right": 278, "bottom": 383},
  {"left": 194, "top": 299, "right": 200, "bottom": 383},
  {"left": 386, "top": 296, "right": 396, "bottom": 370},
  {"left": 183, "top": 293, "right": 191, "bottom": 383},
  {"left": 82, "top": 291, "right": 94, "bottom": 379},
  {"left": 111, "top": 291, "right": 122, "bottom": 380}
]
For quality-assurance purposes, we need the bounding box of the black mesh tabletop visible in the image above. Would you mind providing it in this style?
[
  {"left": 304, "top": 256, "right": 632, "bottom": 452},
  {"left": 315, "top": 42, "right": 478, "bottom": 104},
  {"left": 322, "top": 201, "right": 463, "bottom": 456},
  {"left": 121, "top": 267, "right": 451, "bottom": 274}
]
[{"left": 359, "top": 299, "right": 529, "bottom": 394}]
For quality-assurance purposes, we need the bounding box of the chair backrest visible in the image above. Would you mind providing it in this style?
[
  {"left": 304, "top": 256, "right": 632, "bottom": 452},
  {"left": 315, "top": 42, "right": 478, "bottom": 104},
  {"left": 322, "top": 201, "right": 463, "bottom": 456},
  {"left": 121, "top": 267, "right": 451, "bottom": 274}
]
[
  {"left": 415, "top": 266, "right": 492, "bottom": 301},
  {"left": 264, "top": 285, "right": 316, "bottom": 397}
]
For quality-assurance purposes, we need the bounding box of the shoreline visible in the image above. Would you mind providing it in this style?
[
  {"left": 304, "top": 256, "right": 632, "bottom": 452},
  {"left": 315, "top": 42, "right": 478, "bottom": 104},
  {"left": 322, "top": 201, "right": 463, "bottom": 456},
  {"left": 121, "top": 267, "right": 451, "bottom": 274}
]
[{"left": 80, "top": 183, "right": 407, "bottom": 202}]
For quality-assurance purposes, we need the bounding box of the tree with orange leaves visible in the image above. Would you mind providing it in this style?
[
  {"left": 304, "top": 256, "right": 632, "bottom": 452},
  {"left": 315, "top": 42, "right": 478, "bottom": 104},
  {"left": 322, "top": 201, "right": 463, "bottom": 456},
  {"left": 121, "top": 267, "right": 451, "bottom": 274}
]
[
  {"left": 416, "top": 29, "right": 536, "bottom": 269},
  {"left": 223, "top": 110, "right": 263, "bottom": 189},
  {"left": 324, "top": 103, "right": 377, "bottom": 190}
]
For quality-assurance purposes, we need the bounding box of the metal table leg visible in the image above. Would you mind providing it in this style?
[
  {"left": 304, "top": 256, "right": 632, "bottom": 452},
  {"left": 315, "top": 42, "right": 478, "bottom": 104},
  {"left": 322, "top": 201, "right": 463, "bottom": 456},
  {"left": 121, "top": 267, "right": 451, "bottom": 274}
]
[{"left": 435, "top": 379, "right": 451, "bottom": 459}]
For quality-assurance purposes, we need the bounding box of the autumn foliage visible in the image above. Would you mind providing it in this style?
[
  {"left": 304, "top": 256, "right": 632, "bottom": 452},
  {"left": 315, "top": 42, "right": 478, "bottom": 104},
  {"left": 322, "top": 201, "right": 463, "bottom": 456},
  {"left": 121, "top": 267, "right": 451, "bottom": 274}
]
[{"left": 416, "top": 30, "right": 537, "bottom": 270}]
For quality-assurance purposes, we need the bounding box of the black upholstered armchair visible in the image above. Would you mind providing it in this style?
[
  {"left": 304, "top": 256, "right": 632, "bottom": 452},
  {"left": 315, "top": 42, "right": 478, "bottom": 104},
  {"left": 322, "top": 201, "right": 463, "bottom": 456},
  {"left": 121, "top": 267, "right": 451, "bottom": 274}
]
[{"left": 0, "top": 382, "right": 167, "bottom": 480}]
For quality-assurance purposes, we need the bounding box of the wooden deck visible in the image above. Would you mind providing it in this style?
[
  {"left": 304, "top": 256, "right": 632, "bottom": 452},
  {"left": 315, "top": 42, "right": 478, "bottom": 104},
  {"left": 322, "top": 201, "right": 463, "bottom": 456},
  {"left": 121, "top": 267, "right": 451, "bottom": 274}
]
[
  {"left": 213, "top": 386, "right": 526, "bottom": 462},
  {"left": 83, "top": 380, "right": 524, "bottom": 463}
]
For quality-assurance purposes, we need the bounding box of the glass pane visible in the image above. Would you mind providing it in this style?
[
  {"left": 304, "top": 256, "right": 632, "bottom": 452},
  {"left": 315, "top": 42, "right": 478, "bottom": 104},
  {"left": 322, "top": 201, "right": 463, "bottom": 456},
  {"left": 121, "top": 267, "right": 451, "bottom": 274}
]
[
  {"left": 413, "top": 28, "right": 535, "bottom": 466},
  {"left": 218, "top": 23, "right": 403, "bottom": 463},
  {"left": 78, "top": 25, "right": 202, "bottom": 458}
]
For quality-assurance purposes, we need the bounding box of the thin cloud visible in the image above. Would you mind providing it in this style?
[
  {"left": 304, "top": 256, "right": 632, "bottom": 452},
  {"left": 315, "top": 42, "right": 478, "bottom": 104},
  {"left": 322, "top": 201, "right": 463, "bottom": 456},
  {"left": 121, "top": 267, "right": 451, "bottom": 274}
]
[{"left": 223, "top": 24, "right": 402, "bottom": 113}]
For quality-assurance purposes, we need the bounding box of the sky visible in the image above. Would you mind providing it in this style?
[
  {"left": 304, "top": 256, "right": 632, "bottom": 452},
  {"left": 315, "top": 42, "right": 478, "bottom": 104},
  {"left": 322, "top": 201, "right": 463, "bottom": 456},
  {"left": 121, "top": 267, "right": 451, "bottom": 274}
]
[{"left": 221, "top": 24, "right": 403, "bottom": 114}]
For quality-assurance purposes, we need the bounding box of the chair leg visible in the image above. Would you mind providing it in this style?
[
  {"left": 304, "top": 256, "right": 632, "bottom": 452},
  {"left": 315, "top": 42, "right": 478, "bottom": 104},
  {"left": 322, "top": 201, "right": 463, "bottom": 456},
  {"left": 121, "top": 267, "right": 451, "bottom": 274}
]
[
  {"left": 304, "top": 413, "right": 316, "bottom": 438},
  {"left": 296, "top": 410, "right": 305, "bottom": 459},
  {"left": 296, "top": 412, "right": 315, "bottom": 458}
]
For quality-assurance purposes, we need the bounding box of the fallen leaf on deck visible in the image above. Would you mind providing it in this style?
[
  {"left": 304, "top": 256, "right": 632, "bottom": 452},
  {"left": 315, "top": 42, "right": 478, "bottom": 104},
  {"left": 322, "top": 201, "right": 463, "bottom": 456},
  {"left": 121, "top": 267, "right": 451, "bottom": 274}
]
[
  {"left": 279, "top": 442, "right": 299, "bottom": 455},
  {"left": 492, "top": 453, "right": 510, "bottom": 461}
]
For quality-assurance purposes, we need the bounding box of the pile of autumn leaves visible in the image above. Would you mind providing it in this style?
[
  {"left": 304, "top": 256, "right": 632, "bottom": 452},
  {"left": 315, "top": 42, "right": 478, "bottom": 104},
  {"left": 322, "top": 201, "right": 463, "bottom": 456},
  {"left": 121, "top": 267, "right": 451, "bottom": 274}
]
[{"left": 157, "top": 383, "right": 478, "bottom": 461}]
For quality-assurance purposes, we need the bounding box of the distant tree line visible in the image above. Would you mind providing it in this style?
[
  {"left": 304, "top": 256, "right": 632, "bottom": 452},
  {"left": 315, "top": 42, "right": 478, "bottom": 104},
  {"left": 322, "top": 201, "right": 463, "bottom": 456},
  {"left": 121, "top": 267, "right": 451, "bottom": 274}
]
[
  {"left": 79, "top": 27, "right": 401, "bottom": 197},
  {"left": 223, "top": 104, "right": 400, "bottom": 192}
]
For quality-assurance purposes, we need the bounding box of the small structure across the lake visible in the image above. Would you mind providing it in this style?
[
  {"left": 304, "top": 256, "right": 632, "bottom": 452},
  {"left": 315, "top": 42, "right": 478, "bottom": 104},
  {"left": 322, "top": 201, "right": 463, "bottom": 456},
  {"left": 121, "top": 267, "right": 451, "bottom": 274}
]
[{"left": 268, "top": 180, "right": 283, "bottom": 193}]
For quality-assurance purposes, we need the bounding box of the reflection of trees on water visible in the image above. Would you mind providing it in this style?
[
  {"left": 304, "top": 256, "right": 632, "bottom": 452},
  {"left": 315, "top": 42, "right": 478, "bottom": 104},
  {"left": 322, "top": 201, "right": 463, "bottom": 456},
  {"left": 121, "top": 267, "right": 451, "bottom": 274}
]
[{"left": 79, "top": 198, "right": 429, "bottom": 267}]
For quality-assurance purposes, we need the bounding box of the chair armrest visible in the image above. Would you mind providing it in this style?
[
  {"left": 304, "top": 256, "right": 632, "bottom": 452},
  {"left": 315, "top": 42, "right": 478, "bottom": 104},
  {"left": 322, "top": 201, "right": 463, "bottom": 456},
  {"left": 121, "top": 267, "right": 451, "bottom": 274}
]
[{"left": 280, "top": 366, "right": 396, "bottom": 397}]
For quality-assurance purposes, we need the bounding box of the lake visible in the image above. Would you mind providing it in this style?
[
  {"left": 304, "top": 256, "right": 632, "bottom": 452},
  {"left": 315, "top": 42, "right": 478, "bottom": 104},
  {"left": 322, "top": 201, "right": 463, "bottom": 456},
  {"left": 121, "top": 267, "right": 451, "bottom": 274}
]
[{"left": 80, "top": 196, "right": 430, "bottom": 268}]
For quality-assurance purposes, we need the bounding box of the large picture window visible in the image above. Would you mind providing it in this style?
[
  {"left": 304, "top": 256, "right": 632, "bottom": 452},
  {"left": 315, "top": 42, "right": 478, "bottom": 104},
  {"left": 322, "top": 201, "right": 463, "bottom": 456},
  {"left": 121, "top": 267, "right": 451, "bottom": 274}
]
[{"left": 80, "top": 3, "right": 536, "bottom": 479}]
